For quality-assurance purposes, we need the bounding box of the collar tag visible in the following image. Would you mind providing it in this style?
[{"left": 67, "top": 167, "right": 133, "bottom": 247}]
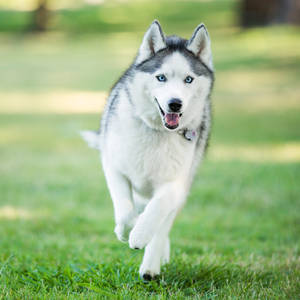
[{"left": 184, "top": 129, "right": 197, "bottom": 141}]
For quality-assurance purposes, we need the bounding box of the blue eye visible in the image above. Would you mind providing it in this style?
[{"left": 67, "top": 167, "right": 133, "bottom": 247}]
[
  {"left": 184, "top": 76, "right": 194, "bottom": 84},
  {"left": 156, "top": 74, "right": 167, "bottom": 82}
]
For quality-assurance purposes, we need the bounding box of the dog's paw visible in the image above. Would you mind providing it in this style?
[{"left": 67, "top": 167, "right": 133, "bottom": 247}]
[
  {"left": 129, "top": 226, "right": 152, "bottom": 250},
  {"left": 139, "top": 265, "right": 160, "bottom": 281},
  {"left": 141, "top": 272, "right": 159, "bottom": 281},
  {"left": 114, "top": 223, "right": 130, "bottom": 243},
  {"left": 115, "top": 213, "right": 137, "bottom": 243}
]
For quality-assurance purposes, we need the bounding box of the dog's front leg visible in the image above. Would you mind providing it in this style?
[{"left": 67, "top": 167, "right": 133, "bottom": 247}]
[
  {"left": 138, "top": 212, "right": 174, "bottom": 280},
  {"left": 129, "top": 181, "right": 186, "bottom": 250},
  {"left": 104, "top": 166, "right": 137, "bottom": 242}
]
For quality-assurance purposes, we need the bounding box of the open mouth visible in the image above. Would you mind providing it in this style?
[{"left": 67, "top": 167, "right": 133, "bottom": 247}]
[{"left": 155, "top": 98, "right": 182, "bottom": 130}]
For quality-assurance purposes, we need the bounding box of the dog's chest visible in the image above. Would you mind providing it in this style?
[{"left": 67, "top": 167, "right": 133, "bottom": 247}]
[{"left": 107, "top": 124, "right": 195, "bottom": 191}]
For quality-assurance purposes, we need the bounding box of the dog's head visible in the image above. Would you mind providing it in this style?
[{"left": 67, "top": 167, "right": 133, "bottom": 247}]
[{"left": 131, "top": 20, "right": 214, "bottom": 131}]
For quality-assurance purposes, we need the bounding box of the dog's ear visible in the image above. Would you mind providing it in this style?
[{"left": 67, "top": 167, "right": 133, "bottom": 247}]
[
  {"left": 136, "top": 20, "right": 166, "bottom": 64},
  {"left": 187, "top": 24, "right": 213, "bottom": 70}
]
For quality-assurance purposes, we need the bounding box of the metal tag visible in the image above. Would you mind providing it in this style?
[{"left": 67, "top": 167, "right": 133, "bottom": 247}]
[{"left": 184, "top": 129, "right": 197, "bottom": 141}]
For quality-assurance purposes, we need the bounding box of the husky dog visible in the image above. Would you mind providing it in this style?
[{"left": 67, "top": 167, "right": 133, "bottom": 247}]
[{"left": 81, "top": 20, "right": 214, "bottom": 280}]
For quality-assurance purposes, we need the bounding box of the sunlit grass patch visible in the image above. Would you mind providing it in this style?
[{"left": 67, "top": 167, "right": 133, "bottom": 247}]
[
  {"left": 0, "top": 91, "right": 106, "bottom": 114},
  {"left": 0, "top": 205, "right": 32, "bottom": 220},
  {"left": 216, "top": 69, "right": 300, "bottom": 98},
  {"left": 209, "top": 142, "right": 300, "bottom": 163}
]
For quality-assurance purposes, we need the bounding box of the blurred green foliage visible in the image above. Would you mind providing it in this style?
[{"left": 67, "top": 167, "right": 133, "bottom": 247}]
[{"left": 0, "top": 0, "right": 236, "bottom": 33}]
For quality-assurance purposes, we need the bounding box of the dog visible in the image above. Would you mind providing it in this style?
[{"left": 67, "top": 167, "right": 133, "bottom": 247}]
[{"left": 81, "top": 20, "right": 214, "bottom": 280}]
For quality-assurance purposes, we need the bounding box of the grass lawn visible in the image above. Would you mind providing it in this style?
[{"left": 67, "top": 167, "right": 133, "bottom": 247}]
[{"left": 0, "top": 18, "right": 300, "bottom": 299}]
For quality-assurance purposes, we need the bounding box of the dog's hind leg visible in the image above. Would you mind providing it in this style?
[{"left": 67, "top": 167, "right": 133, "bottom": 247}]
[{"left": 103, "top": 165, "right": 137, "bottom": 242}]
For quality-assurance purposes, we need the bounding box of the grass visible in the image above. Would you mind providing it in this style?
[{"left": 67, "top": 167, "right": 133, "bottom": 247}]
[
  {"left": 0, "top": 3, "right": 300, "bottom": 298},
  {"left": 1, "top": 114, "right": 299, "bottom": 299}
]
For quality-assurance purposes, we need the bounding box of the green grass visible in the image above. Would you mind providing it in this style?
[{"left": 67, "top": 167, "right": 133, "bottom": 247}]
[
  {"left": 1, "top": 114, "right": 299, "bottom": 299},
  {"left": 1, "top": 3, "right": 300, "bottom": 298}
]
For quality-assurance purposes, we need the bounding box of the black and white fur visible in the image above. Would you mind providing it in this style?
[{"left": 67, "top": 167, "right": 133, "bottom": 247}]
[{"left": 81, "top": 20, "right": 214, "bottom": 280}]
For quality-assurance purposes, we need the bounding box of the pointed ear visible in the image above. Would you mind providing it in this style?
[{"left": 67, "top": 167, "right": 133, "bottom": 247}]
[
  {"left": 187, "top": 24, "right": 213, "bottom": 70},
  {"left": 136, "top": 20, "right": 166, "bottom": 64}
]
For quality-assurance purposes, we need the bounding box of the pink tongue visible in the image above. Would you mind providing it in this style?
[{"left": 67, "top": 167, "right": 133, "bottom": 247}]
[{"left": 165, "top": 113, "right": 179, "bottom": 126}]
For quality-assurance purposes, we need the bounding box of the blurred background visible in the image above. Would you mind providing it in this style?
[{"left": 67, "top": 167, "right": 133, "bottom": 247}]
[{"left": 0, "top": 0, "right": 299, "bottom": 297}]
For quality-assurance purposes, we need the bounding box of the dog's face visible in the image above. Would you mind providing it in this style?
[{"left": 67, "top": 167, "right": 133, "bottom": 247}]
[
  {"left": 132, "top": 21, "right": 214, "bottom": 131},
  {"left": 145, "top": 51, "right": 213, "bottom": 131}
]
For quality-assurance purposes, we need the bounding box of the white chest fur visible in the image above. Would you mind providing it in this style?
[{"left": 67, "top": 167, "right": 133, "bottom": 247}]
[{"left": 102, "top": 115, "right": 195, "bottom": 198}]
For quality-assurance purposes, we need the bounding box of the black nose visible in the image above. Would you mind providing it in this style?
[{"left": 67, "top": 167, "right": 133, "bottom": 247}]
[{"left": 168, "top": 98, "right": 182, "bottom": 112}]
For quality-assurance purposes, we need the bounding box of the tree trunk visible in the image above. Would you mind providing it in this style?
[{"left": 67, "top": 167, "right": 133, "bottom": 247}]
[
  {"left": 240, "top": 0, "right": 300, "bottom": 28},
  {"left": 31, "top": 0, "right": 49, "bottom": 32}
]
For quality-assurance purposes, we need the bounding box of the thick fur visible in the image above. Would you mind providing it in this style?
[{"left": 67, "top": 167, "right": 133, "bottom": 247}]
[{"left": 81, "top": 20, "right": 214, "bottom": 280}]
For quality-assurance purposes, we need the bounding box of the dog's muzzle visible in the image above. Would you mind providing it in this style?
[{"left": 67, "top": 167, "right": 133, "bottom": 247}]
[{"left": 155, "top": 98, "right": 182, "bottom": 130}]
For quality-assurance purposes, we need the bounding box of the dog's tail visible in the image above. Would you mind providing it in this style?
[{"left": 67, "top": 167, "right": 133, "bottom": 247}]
[{"left": 80, "top": 130, "right": 101, "bottom": 151}]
